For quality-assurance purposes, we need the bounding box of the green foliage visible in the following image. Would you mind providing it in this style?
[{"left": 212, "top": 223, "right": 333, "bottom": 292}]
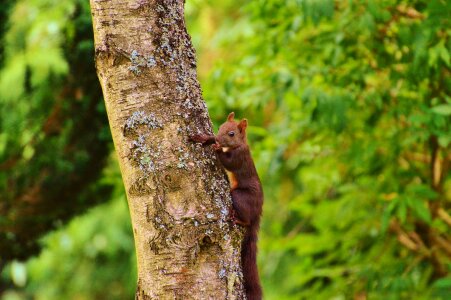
[
  {"left": 1, "top": 0, "right": 450, "bottom": 299},
  {"left": 23, "top": 194, "right": 135, "bottom": 299},
  {"left": 0, "top": 0, "right": 111, "bottom": 260},
  {"left": 1, "top": 157, "right": 136, "bottom": 300},
  {"left": 0, "top": 0, "right": 15, "bottom": 67},
  {"left": 198, "top": 0, "right": 451, "bottom": 299}
]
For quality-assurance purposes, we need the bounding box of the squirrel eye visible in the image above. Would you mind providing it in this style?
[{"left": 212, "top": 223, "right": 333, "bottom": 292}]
[{"left": 228, "top": 131, "right": 235, "bottom": 137}]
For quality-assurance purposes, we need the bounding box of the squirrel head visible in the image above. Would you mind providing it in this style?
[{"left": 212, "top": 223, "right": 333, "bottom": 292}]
[{"left": 216, "top": 112, "right": 248, "bottom": 148}]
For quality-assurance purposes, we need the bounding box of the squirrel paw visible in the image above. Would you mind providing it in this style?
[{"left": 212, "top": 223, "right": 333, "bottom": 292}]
[
  {"left": 227, "top": 207, "right": 236, "bottom": 223},
  {"left": 227, "top": 208, "right": 249, "bottom": 227},
  {"left": 189, "top": 134, "right": 207, "bottom": 143},
  {"left": 227, "top": 208, "right": 240, "bottom": 226}
]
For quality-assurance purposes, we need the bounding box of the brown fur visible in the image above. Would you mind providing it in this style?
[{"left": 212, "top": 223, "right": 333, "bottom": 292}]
[{"left": 190, "top": 112, "right": 263, "bottom": 300}]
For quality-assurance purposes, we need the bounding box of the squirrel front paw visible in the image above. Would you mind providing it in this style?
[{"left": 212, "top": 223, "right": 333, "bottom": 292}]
[
  {"left": 189, "top": 134, "right": 207, "bottom": 144},
  {"left": 212, "top": 143, "right": 221, "bottom": 151}
]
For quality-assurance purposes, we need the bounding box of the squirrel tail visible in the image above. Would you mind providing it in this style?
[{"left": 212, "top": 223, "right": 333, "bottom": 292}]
[{"left": 242, "top": 225, "right": 262, "bottom": 300}]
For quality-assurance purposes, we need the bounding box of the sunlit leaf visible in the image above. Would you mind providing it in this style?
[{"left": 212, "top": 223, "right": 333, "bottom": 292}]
[{"left": 431, "top": 104, "right": 451, "bottom": 116}]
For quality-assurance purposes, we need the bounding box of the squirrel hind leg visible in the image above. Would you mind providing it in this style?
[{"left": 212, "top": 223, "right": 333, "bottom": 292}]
[
  {"left": 228, "top": 207, "right": 250, "bottom": 226},
  {"left": 231, "top": 189, "right": 254, "bottom": 225}
]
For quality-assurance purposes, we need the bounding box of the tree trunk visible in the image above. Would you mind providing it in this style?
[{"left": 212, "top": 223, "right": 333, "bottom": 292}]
[{"left": 89, "top": 0, "right": 245, "bottom": 299}]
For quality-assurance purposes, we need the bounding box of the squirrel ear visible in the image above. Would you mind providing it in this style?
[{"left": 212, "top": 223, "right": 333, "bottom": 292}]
[
  {"left": 227, "top": 112, "right": 235, "bottom": 121},
  {"left": 238, "top": 119, "right": 248, "bottom": 133}
]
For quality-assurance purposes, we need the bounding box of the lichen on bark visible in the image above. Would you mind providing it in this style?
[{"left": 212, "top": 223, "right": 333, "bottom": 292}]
[{"left": 89, "top": 0, "right": 245, "bottom": 299}]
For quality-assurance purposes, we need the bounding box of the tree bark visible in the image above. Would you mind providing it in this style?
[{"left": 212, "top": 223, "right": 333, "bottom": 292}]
[{"left": 89, "top": 0, "right": 245, "bottom": 299}]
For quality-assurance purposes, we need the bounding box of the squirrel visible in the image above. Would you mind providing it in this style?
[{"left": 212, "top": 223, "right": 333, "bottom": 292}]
[{"left": 190, "top": 112, "right": 263, "bottom": 300}]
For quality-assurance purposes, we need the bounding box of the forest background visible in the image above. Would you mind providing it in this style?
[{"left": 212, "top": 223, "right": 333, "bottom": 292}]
[{"left": 0, "top": 0, "right": 450, "bottom": 299}]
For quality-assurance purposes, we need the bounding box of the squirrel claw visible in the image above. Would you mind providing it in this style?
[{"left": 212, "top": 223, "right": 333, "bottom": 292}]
[
  {"left": 227, "top": 208, "right": 238, "bottom": 225},
  {"left": 227, "top": 208, "right": 249, "bottom": 227}
]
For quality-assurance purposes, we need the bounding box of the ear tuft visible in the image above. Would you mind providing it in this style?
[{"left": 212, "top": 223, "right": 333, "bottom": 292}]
[
  {"left": 227, "top": 112, "right": 235, "bottom": 121},
  {"left": 238, "top": 118, "right": 248, "bottom": 133}
]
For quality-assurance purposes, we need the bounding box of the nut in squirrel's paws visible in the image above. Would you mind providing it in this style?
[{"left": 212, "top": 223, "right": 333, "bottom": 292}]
[{"left": 212, "top": 143, "right": 229, "bottom": 152}]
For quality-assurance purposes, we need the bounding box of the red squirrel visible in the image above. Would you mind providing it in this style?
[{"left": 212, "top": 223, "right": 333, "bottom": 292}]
[{"left": 190, "top": 112, "right": 263, "bottom": 300}]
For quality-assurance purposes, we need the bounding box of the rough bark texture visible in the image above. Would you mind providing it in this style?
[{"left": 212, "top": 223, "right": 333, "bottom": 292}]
[{"left": 89, "top": 0, "right": 245, "bottom": 299}]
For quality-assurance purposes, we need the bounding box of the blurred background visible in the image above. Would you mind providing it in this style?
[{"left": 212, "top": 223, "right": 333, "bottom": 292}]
[{"left": 0, "top": 0, "right": 450, "bottom": 299}]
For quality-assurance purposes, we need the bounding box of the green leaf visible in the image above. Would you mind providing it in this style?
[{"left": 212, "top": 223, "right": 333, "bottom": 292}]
[
  {"left": 439, "top": 44, "right": 450, "bottom": 66},
  {"left": 10, "top": 261, "right": 27, "bottom": 287},
  {"left": 438, "top": 134, "right": 451, "bottom": 148},
  {"left": 431, "top": 104, "right": 451, "bottom": 116},
  {"left": 408, "top": 198, "right": 432, "bottom": 224},
  {"left": 432, "top": 277, "right": 451, "bottom": 289},
  {"left": 382, "top": 200, "right": 397, "bottom": 231},
  {"left": 408, "top": 184, "right": 438, "bottom": 200},
  {"left": 397, "top": 200, "right": 407, "bottom": 223}
]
